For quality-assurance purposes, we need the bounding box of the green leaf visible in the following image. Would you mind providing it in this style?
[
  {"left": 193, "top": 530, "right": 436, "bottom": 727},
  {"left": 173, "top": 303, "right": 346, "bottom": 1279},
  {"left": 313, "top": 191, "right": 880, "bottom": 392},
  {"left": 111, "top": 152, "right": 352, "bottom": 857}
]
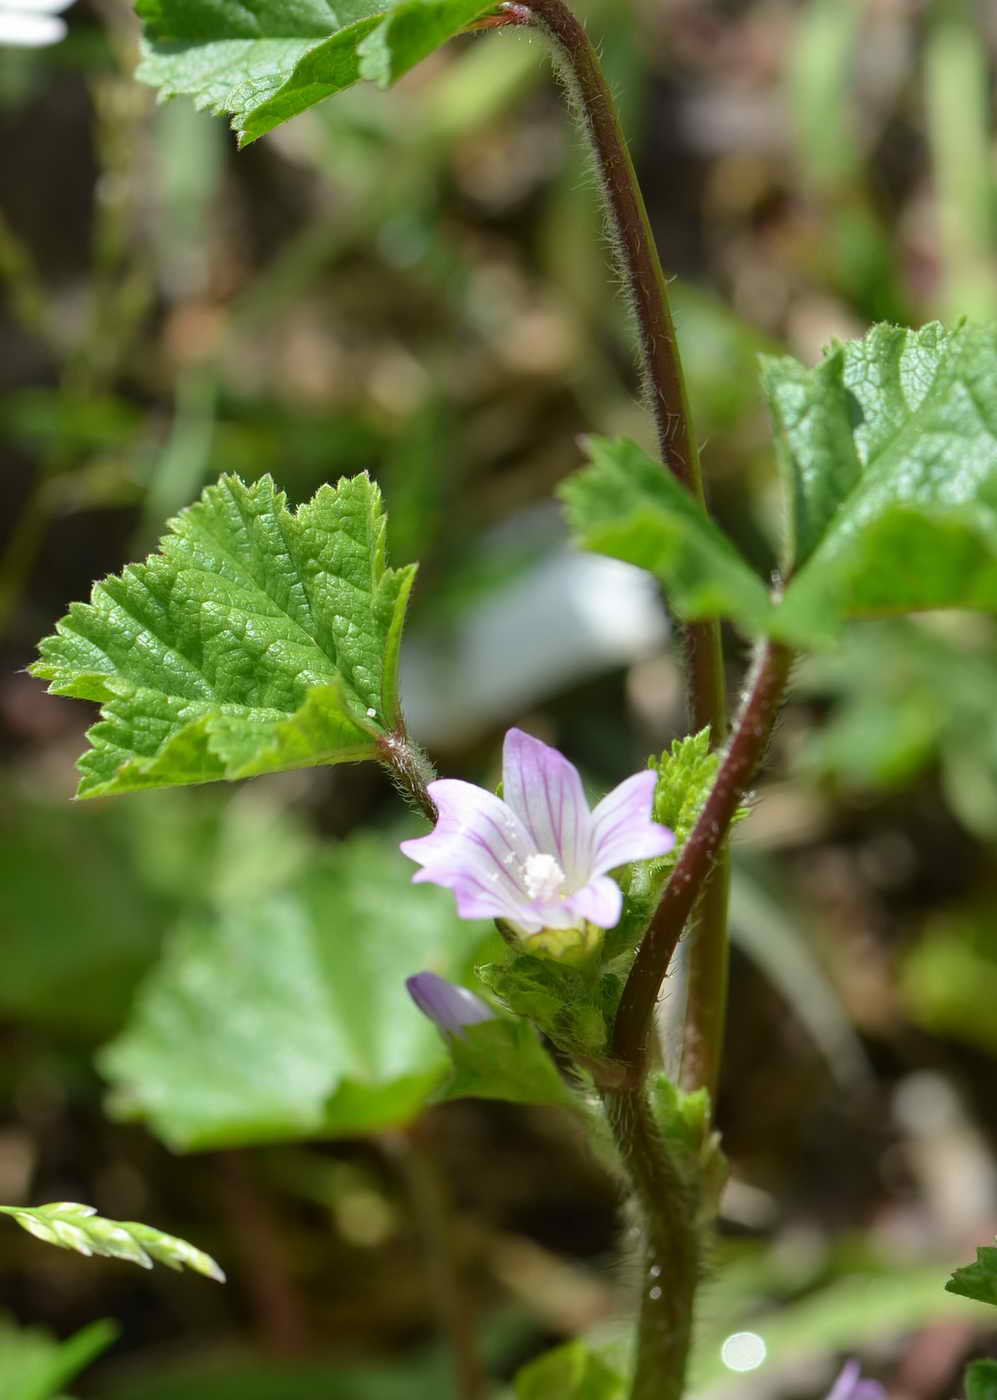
[
  {"left": 515, "top": 1340, "right": 624, "bottom": 1400},
  {"left": 99, "top": 832, "right": 487, "bottom": 1150},
  {"left": 0, "top": 1203, "right": 224, "bottom": 1281},
  {"left": 136, "top": 0, "right": 497, "bottom": 147},
  {"left": 947, "top": 1248, "right": 997, "bottom": 1308},
  {"left": 559, "top": 437, "right": 774, "bottom": 636},
  {"left": 604, "top": 730, "right": 743, "bottom": 964},
  {"left": 33, "top": 473, "right": 415, "bottom": 798},
  {"left": 0, "top": 1316, "right": 116, "bottom": 1400},
  {"left": 648, "top": 1075, "right": 727, "bottom": 1219},
  {"left": 766, "top": 321, "right": 997, "bottom": 643},
  {"left": 437, "top": 1018, "right": 576, "bottom": 1108},
  {"left": 967, "top": 1360, "right": 997, "bottom": 1400}
]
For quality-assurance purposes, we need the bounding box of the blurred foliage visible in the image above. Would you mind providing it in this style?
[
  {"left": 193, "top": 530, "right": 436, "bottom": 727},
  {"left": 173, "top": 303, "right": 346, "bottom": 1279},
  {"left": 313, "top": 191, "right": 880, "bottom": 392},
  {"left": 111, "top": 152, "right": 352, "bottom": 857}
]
[{"left": 1, "top": 0, "right": 996, "bottom": 1395}]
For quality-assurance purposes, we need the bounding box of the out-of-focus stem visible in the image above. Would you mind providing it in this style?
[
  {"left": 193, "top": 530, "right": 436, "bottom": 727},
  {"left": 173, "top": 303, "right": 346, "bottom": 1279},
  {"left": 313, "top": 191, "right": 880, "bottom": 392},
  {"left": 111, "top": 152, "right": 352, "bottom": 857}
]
[{"left": 384, "top": 1125, "right": 489, "bottom": 1400}]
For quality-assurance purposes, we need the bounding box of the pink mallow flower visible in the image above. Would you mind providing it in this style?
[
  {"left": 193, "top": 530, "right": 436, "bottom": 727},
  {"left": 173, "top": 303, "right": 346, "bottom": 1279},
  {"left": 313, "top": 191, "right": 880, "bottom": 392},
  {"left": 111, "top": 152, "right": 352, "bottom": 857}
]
[
  {"left": 826, "top": 1361, "right": 887, "bottom": 1400},
  {"left": 400, "top": 728, "right": 674, "bottom": 940}
]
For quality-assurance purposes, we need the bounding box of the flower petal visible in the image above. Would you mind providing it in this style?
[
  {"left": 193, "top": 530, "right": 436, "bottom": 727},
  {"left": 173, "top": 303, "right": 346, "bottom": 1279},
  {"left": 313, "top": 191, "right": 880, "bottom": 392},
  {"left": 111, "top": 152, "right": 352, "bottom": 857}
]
[
  {"left": 564, "top": 876, "right": 623, "bottom": 929},
  {"left": 826, "top": 1363, "right": 886, "bottom": 1400},
  {"left": 502, "top": 728, "right": 593, "bottom": 882},
  {"left": 406, "top": 972, "right": 494, "bottom": 1036},
  {"left": 589, "top": 770, "right": 674, "bottom": 877},
  {"left": 400, "top": 779, "right": 541, "bottom": 927}
]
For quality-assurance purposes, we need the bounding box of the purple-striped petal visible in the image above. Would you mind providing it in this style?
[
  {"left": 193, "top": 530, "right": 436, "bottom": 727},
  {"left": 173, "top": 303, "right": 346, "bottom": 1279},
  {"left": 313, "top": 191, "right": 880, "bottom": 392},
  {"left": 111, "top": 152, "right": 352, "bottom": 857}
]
[
  {"left": 400, "top": 779, "right": 542, "bottom": 929},
  {"left": 589, "top": 770, "right": 674, "bottom": 877},
  {"left": 502, "top": 729, "right": 593, "bottom": 883},
  {"left": 564, "top": 876, "right": 624, "bottom": 929},
  {"left": 406, "top": 972, "right": 494, "bottom": 1037}
]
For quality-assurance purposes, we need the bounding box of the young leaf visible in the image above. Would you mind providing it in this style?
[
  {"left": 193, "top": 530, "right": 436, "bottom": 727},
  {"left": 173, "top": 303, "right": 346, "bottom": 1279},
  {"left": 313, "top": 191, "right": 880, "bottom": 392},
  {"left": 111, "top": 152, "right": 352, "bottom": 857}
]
[
  {"left": 137, "top": 0, "right": 499, "bottom": 147},
  {"left": 100, "top": 833, "right": 488, "bottom": 1150},
  {"left": 767, "top": 321, "right": 997, "bottom": 643},
  {"left": 33, "top": 473, "right": 415, "bottom": 799},
  {"left": 0, "top": 1203, "right": 224, "bottom": 1281},
  {"left": 946, "top": 1247, "right": 997, "bottom": 1307},
  {"left": 559, "top": 437, "right": 775, "bottom": 636},
  {"left": 436, "top": 1017, "right": 576, "bottom": 1108},
  {"left": 515, "top": 1340, "right": 624, "bottom": 1400},
  {"left": 966, "top": 1360, "right": 997, "bottom": 1400},
  {"left": 0, "top": 1316, "right": 117, "bottom": 1400}
]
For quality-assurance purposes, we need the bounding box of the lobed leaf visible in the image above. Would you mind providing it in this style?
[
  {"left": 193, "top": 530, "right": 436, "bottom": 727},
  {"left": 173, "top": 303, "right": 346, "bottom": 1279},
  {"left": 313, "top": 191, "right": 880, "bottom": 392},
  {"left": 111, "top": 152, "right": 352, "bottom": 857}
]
[
  {"left": 766, "top": 321, "right": 997, "bottom": 643},
  {"left": 0, "top": 1203, "right": 224, "bottom": 1281},
  {"left": 33, "top": 473, "right": 415, "bottom": 799},
  {"left": 563, "top": 323, "right": 997, "bottom": 650},
  {"left": 946, "top": 1247, "right": 997, "bottom": 1308},
  {"left": 99, "top": 832, "right": 488, "bottom": 1149},
  {"left": 136, "top": 0, "right": 498, "bottom": 146},
  {"left": 559, "top": 436, "right": 774, "bottom": 636}
]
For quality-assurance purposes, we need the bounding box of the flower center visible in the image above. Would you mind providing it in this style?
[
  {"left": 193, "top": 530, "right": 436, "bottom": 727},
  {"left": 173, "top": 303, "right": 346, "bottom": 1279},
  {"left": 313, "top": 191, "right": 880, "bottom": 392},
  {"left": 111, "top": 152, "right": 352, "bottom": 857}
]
[{"left": 522, "top": 852, "right": 566, "bottom": 902}]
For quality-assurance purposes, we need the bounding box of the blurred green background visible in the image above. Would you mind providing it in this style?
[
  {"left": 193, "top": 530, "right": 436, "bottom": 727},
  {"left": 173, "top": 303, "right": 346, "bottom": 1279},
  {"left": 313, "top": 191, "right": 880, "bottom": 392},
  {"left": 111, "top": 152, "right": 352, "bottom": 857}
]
[{"left": 1, "top": 0, "right": 997, "bottom": 1394}]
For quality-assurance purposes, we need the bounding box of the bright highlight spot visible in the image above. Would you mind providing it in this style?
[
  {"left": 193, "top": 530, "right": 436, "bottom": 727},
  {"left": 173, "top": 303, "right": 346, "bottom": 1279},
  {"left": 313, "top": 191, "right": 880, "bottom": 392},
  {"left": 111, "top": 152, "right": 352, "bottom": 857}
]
[{"left": 720, "top": 1331, "right": 767, "bottom": 1372}]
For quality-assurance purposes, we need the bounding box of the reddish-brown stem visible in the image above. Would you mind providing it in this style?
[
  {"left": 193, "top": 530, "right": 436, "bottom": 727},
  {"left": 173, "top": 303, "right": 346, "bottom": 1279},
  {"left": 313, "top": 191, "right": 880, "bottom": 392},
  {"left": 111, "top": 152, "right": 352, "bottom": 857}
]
[
  {"left": 492, "top": 0, "right": 730, "bottom": 1087},
  {"left": 610, "top": 641, "right": 793, "bottom": 1074}
]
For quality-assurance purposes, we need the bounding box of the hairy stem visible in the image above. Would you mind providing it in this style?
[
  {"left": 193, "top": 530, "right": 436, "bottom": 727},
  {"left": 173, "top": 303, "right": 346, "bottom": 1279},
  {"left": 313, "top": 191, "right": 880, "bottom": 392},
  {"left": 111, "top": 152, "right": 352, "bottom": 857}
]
[
  {"left": 378, "top": 730, "right": 438, "bottom": 822},
  {"left": 612, "top": 641, "right": 793, "bottom": 1075},
  {"left": 602, "top": 1087, "right": 699, "bottom": 1400},
  {"left": 497, "top": 0, "right": 730, "bottom": 1089}
]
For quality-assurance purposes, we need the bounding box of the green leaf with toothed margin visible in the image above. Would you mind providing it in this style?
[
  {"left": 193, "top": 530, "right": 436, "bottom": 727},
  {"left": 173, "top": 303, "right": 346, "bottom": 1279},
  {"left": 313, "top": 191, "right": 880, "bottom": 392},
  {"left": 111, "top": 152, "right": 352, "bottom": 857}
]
[
  {"left": 0, "top": 1203, "right": 224, "bottom": 1281},
  {"left": 764, "top": 320, "right": 997, "bottom": 644},
  {"left": 32, "top": 473, "right": 415, "bottom": 799},
  {"left": 947, "top": 1246, "right": 997, "bottom": 1307},
  {"left": 135, "top": 0, "right": 498, "bottom": 147},
  {"left": 559, "top": 436, "right": 776, "bottom": 637}
]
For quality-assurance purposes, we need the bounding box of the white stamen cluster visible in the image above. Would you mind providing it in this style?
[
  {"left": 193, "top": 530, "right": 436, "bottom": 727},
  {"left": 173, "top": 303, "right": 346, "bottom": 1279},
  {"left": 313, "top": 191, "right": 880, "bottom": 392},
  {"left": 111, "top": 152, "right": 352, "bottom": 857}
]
[{"left": 523, "top": 852, "right": 566, "bottom": 903}]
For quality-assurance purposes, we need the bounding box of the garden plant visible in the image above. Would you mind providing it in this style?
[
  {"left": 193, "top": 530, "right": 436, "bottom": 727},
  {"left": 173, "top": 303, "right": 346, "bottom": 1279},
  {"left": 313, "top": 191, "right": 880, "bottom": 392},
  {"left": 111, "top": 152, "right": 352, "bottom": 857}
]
[{"left": 4, "top": 0, "right": 997, "bottom": 1396}]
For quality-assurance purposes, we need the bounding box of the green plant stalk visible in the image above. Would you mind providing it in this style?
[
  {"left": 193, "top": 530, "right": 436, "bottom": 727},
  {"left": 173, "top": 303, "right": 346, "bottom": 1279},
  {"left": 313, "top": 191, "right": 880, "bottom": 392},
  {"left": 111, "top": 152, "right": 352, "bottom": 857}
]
[
  {"left": 601, "top": 1087, "right": 699, "bottom": 1400},
  {"left": 924, "top": 0, "right": 997, "bottom": 322},
  {"left": 498, "top": 0, "right": 730, "bottom": 1097}
]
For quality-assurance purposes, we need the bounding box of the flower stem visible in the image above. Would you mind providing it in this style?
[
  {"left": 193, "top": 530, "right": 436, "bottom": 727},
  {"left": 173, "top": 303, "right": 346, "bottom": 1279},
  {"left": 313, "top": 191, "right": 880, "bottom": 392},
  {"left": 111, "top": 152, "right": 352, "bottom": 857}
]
[
  {"left": 602, "top": 1086, "right": 699, "bottom": 1400},
  {"left": 496, "top": 0, "right": 731, "bottom": 1097},
  {"left": 611, "top": 641, "right": 794, "bottom": 1075}
]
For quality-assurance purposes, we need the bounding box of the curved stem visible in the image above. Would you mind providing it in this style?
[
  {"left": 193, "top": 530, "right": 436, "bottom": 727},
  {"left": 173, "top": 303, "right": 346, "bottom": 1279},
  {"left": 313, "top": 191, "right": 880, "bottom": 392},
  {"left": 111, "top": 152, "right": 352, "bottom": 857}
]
[
  {"left": 497, "top": 0, "right": 730, "bottom": 1088},
  {"left": 602, "top": 1087, "right": 698, "bottom": 1400},
  {"left": 611, "top": 641, "right": 793, "bottom": 1075}
]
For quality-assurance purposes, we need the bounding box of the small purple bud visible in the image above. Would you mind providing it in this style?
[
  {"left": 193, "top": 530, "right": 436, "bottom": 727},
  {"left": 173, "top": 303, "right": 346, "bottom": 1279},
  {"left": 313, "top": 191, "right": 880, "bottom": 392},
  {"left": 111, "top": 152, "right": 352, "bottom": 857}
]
[
  {"left": 826, "top": 1361, "right": 887, "bottom": 1400},
  {"left": 406, "top": 972, "right": 495, "bottom": 1038}
]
